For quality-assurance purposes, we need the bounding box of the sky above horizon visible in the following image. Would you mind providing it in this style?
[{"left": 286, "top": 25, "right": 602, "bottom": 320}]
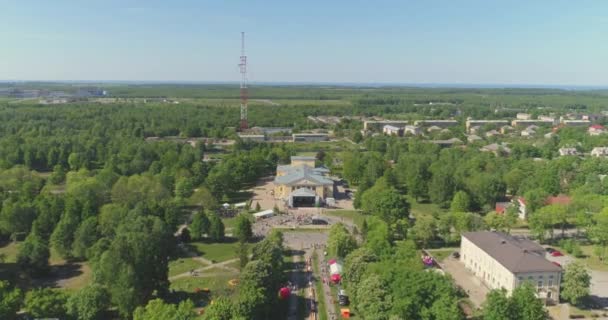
[{"left": 2, "top": 0, "right": 608, "bottom": 85}]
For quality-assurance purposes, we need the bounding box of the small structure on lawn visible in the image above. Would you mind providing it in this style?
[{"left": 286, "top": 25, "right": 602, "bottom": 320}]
[{"left": 253, "top": 209, "right": 274, "bottom": 220}]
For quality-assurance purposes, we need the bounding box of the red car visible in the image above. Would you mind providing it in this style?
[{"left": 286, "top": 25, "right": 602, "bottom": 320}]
[{"left": 551, "top": 250, "right": 563, "bottom": 257}]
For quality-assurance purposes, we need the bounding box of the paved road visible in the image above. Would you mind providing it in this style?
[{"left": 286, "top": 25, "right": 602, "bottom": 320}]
[
  {"left": 287, "top": 252, "right": 304, "bottom": 320},
  {"left": 314, "top": 248, "right": 337, "bottom": 320}
]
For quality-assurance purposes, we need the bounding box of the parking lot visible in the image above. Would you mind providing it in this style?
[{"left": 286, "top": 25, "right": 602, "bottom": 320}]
[
  {"left": 440, "top": 255, "right": 489, "bottom": 308},
  {"left": 544, "top": 247, "right": 608, "bottom": 309}
]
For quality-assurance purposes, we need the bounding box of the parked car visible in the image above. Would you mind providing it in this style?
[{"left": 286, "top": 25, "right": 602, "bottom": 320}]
[
  {"left": 551, "top": 250, "right": 563, "bottom": 257},
  {"left": 545, "top": 247, "right": 555, "bottom": 253},
  {"left": 452, "top": 252, "right": 460, "bottom": 259}
]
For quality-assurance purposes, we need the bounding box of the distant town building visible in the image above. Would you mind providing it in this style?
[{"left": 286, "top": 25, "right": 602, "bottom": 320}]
[
  {"left": 591, "top": 147, "right": 608, "bottom": 157},
  {"left": 561, "top": 120, "right": 591, "bottom": 127},
  {"left": 467, "top": 135, "right": 483, "bottom": 143},
  {"left": 427, "top": 125, "right": 442, "bottom": 133},
  {"left": 431, "top": 138, "right": 463, "bottom": 147},
  {"left": 485, "top": 130, "right": 501, "bottom": 138},
  {"left": 413, "top": 120, "right": 459, "bottom": 128},
  {"left": 495, "top": 202, "right": 513, "bottom": 214},
  {"left": 383, "top": 125, "right": 403, "bottom": 136},
  {"left": 544, "top": 132, "right": 556, "bottom": 139},
  {"left": 238, "top": 134, "right": 266, "bottom": 142},
  {"left": 292, "top": 133, "right": 329, "bottom": 142},
  {"left": 466, "top": 119, "right": 510, "bottom": 132},
  {"left": 500, "top": 125, "right": 514, "bottom": 134},
  {"left": 363, "top": 120, "right": 409, "bottom": 131},
  {"left": 511, "top": 119, "right": 555, "bottom": 127},
  {"left": 538, "top": 115, "right": 557, "bottom": 123},
  {"left": 403, "top": 125, "right": 421, "bottom": 136},
  {"left": 480, "top": 143, "right": 511, "bottom": 156},
  {"left": 588, "top": 124, "right": 607, "bottom": 136},
  {"left": 516, "top": 113, "right": 532, "bottom": 120},
  {"left": 461, "top": 231, "right": 561, "bottom": 303}
]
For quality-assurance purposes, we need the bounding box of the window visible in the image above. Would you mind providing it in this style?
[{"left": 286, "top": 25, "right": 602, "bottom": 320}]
[
  {"left": 528, "top": 276, "right": 533, "bottom": 280},
  {"left": 537, "top": 280, "right": 543, "bottom": 287},
  {"left": 548, "top": 280, "right": 553, "bottom": 287},
  {"left": 549, "top": 275, "right": 554, "bottom": 279},
  {"left": 518, "top": 276, "right": 523, "bottom": 281}
]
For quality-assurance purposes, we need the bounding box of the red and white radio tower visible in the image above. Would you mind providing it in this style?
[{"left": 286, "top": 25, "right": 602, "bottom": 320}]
[{"left": 239, "top": 32, "right": 248, "bottom": 130}]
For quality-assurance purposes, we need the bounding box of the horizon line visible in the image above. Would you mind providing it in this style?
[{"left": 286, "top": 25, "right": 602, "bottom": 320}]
[{"left": 1, "top": 80, "right": 608, "bottom": 90}]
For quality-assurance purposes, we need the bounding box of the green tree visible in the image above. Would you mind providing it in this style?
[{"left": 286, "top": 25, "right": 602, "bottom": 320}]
[
  {"left": 24, "top": 288, "right": 68, "bottom": 319},
  {"left": 234, "top": 214, "right": 253, "bottom": 243},
  {"left": 429, "top": 169, "right": 455, "bottom": 208},
  {"left": 202, "top": 296, "right": 234, "bottom": 320},
  {"left": 450, "top": 191, "right": 471, "bottom": 213},
  {"left": 133, "top": 299, "right": 196, "bottom": 320},
  {"left": 411, "top": 215, "right": 436, "bottom": 248},
  {"left": 561, "top": 261, "right": 591, "bottom": 306},
  {"left": 361, "top": 178, "right": 410, "bottom": 226},
  {"left": 354, "top": 274, "right": 392, "bottom": 320},
  {"left": 483, "top": 289, "right": 514, "bottom": 320},
  {"left": 17, "top": 230, "right": 50, "bottom": 276},
  {"left": 427, "top": 295, "right": 465, "bottom": 320},
  {"left": 66, "top": 284, "right": 110, "bottom": 320},
  {"left": 0, "top": 280, "right": 22, "bottom": 320},
  {"left": 327, "top": 223, "right": 357, "bottom": 258},
  {"left": 511, "top": 283, "right": 546, "bottom": 320},
  {"left": 237, "top": 241, "right": 249, "bottom": 269},
  {"left": 175, "top": 178, "right": 194, "bottom": 199},
  {"left": 72, "top": 216, "right": 100, "bottom": 259},
  {"left": 523, "top": 189, "right": 549, "bottom": 215},
  {"left": 343, "top": 247, "right": 378, "bottom": 289},
  {"left": 528, "top": 206, "right": 555, "bottom": 243},
  {"left": 395, "top": 154, "right": 431, "bottom": 202},
  {"left": 190, "top": 210, "right": 210, "bottom": 240},
  {"left": 208, "top": 213, "right": 225, "bottom": 242},
  {"left": 0, "top": 200, "right": 36, "bottom": 239}
]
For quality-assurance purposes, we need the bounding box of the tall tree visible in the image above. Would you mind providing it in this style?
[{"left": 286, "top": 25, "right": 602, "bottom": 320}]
[
  {"left": 483, "top": 289, "right": 514, "bottom": 320},
  {"left": 590, "top": 208, "right": 608, "bottom": 262},
  {"left": 450, "top": 191, "right": 471, "bottom": 213},
  {"left": 0, "top": 281, "right": 22, "bottom": 320},
  {"left": 190, "top": 210, "right": 210, "bottom": 240},
  {"left": 208, "top": 213, "right": 225, "bottom": 242},
  {"left": 234, "top": 214, "right": 253, "bottom": 243},
  {"left": 66, "top": 284, "right": 110, "bottom": 320},
  {"left": 561, "top": 262, "right": 591, "bottom": 306},
  {"left": 23, "top": 288, "right": 68, "bottom": 319},
  {"left": 511, "top": 283, "right": 547, "bottom": 320},
  {"left": 17, "top": 229, "right": 50, "bottom": 276},
  {"left": 327, "top": 223, "right": 357, "bottom": 258},
  {"left": 132, "top": 299, "right": 196, "bottom": 320}
]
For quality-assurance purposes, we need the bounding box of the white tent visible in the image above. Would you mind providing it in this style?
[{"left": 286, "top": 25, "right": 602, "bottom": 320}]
[
  {"left": 329, "top": 263, "right": 343, "bottom": 275},
  {"left": 234, "top": 202, "right": 247, "bottom": 208},
  {"left": 253, "top": 209, "right": 274, "bottom": 220}
]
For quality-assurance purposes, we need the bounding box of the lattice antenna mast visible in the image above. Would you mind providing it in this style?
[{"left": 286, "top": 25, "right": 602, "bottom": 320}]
[{"left": 239, "top": 32, "right": 248, "bottom": 130}]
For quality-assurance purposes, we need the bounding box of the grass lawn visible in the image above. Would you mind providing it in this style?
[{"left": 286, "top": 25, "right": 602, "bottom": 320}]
[
  {"left": 170, "top": 273, "right": 238, "bottom": 298},
  {"left": 312, "top": 252, "right": 328, "bottom": 320},
  {"left": 324, "top": 210, "right": 365, "bottom": 229},
  {"left": 426, "top": 248, "right": 458, "bottom": 262},
  {"left": 407, "top": 196, "right": 445, "bottom": 218},
  {"left": 169, "top": 258, "right": 209, "bottom": 277},
  {"left": 0, "top": 241, "right": 20, "bottom": 263},
  {"left": 580, "top": 245, "right": 608, "bottom": 272},
  {"left": 188, "top": 241, "right": 239, "bottom": 263}
]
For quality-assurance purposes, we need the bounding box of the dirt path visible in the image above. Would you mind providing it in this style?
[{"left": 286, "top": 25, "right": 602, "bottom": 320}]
[{"left": 169, "top": 258, "right": 239, "bottom": 281}]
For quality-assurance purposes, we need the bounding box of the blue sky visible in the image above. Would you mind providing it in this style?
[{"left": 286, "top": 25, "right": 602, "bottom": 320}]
[{"left": 2, "top": 0, "right": 608, "bottom": 85}]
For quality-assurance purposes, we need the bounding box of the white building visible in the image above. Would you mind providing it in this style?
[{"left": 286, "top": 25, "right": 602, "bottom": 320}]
[
  {"left": 465, "top": 119, "right": 510, "bottom": 132},
  {"left": 403, "top": 125, "right": 421, "bottom": 136},
  {"left": 383, "top": 125, "right": 403, "bottom": 136},
  {"left": 461, "top": 231, "right": 562, "bottom": 303},
  {"left": 591, "top": 147, "right": 608, "bottom": 157},
  {"left": 516, "top": 113, "right": 532, "bottom": 120},
  {"left": 413, "top": 120, "right": 459, "bottom": 128},
  {"left": 562, "top": 120, "right": 591, "bottom": 127}
]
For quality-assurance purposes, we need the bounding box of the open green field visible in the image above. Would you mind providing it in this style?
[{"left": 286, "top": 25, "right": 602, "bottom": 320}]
[
  {"left": 0, "top": 241, "right": 19, "bottom": 263},
  {"left": 188, "top": 241, "right": 240, "bottom": 263},
  {"left": 170, "top": 273, "right": 238, "bottom": 298},
  {"left": 408, "top": 197, "right": 445, "bottom": 217},
  {"left": 426, "top": 248, "right": 459, "bottom": 262},
  {"left": 324, "top": 210, "right": 365, "bottom": 230},
  {"left": 169, "top": 258, "right": 209, "bottom": 277}
]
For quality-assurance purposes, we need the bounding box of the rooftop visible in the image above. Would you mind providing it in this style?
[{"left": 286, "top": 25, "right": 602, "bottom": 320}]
[
  {"left": 275, "top": 164, "right": 333, "bottom": 186},
  {"left": 463, "top": 231, "right": 561, "bottom": 273}
]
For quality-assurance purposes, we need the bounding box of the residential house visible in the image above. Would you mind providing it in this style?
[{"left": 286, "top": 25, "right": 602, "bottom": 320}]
[
  {"left": 588, "top": 125, "right": 607, "bottom": 136},
  {"left": 485, "top": 130, "right": 501, "bottom": 138},
  {"left": 516, "top": 113, "right": 532, "bottom": 120},
  {"left": 467, "top": 135, "right": 483, "bottom": 143},
  {"left": 403, "top": 125, "right": 421, "bottom": 136},
  {"left": 480, "top": 143, "right": 512, "bottom": 156}
]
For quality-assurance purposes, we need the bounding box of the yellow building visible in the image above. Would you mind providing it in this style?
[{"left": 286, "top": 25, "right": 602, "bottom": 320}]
[
  {"left": 274, "top": 156, "right": 334, "bottom": 207},
  {"left": 461, "top": 231, "right": 561, "bottom": 304}
]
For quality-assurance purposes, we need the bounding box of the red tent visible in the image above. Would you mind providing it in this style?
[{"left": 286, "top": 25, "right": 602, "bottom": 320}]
[
  {"left": 330, "top": 274, "right": 341, "bottom": 284},
  {"left": 279, "top": 287, "right": 291, "bottom": 299},
  {"left": 328, "top": 259, "right": 337, "bottom": 265}
]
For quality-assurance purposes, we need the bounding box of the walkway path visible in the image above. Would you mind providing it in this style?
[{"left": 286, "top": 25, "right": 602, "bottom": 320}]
[
  {"left": 169, "top": 258, "right": 239, "bottom": 281},
  {"left": 314, "top": 248, "right": 336, "bottom": 320},
  {"left": 287, "top": 252, "right": 304, "bottom": 320}
]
